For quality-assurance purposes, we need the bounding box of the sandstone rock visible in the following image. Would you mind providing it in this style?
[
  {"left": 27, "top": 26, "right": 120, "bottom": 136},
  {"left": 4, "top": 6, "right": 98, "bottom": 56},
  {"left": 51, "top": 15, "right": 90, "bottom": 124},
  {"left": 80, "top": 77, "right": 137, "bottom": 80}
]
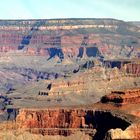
[
  {"left": 105, "top": 128, "right": 134, "bottom": 140},
  {"left": 15, "top": 109, "right": 91, "bottom": 130},
  {"left": 0, "top": 19, "right": 140, "bottom": 59},
  {"left": 105, "top": 123, "right": 140, "bottom": 140},
  {"left": 46, "top": 78, "right": 87, "bottom": 96},
  {"left": 101, "top": 88, "right": 140, "bottom": 105},
  {"left": 125, "top": 63, "right": 140, "bottom": 75}
]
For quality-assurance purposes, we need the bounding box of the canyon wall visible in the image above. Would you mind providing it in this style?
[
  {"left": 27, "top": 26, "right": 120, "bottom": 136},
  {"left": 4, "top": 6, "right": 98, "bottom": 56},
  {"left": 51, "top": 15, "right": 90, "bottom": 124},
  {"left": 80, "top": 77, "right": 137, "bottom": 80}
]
[
  {"left": 125, "top": 63, "right": 140, "bottom": 75},
  {"left": 15, "top": 109, "right": 93, "bottom": 129},
  {"left": 0, "top": 108, "right": 139, "bottom": 140},
  {"left": 0, "top": 19, "right": 140, "bottom": 59},
  {"left": 101, "top": 88, "right": 140, "bottom": 105}
]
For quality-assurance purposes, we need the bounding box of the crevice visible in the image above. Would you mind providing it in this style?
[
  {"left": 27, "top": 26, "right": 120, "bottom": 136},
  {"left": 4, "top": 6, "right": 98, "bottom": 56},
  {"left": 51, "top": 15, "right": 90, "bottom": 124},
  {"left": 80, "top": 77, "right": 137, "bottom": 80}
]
[
  {"left": 92, "top": 111, "right": 131, "bottom": 140},
  {"left": 18, "top": 20, "right": 46, "bottom": 50}
]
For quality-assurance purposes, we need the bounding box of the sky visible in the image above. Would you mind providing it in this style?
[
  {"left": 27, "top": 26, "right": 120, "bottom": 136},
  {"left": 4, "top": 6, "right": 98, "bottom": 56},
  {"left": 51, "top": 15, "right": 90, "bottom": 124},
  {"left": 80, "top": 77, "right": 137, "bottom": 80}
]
[{"left": 0, "top": 0, "right": 139, "bottom": 21}]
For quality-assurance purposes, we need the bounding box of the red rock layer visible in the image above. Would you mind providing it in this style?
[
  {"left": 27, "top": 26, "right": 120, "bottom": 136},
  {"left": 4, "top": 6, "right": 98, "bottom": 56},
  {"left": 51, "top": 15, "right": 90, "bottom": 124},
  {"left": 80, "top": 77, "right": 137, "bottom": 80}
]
[
  {"left": 125, "top": 63, "right": 140, "bottom": 75},
  {"left": 0, "top": 29, "right": 139, "bottom": 58},
  {"left": 47, "top": 78, "right": 86, "bottom": 95},
  {"left": 101, "top": 88, "right": 140, "bottom": 105},
  {"left": 16, "top": 109, "right": 93, "bottom": 129}
]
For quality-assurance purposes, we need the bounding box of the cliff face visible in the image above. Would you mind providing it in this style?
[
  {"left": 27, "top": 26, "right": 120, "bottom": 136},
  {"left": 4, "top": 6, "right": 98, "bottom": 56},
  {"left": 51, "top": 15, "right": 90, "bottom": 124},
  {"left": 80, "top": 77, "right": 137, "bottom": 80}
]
[
  {"left": 101, "top": 88, "right": 140, "bottom": 105},
  {"left": 0, "top": 19, "right": 140, "bottom": 59},
  {"left": 125, "top": 63, "right": 140, "bottom": 75},
  {"left": 95, "top": 88, "right": 140, "bottom": 140},
  {"left": 16, "top": 109, "right": 93, "bottom": 129},
  {"left": 0, "top": 109, "right": 95, "bottom": 137},
  {"left": 45, "top": 78, "right": 86, "bottom": 96},
  {"left": 0, "top": 108, "right": 139, "bottom": 140}
]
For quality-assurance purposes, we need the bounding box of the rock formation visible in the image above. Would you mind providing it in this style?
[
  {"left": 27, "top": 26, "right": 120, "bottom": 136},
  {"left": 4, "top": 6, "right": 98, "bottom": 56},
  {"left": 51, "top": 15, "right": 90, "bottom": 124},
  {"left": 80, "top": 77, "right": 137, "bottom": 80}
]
[
  {"left": 125, "top": 62, "right": 140, "bottom": 75},
  {"left": 0, "top": 19, "right": 140, "bottom": 59},
  {"left": 0, "top": 108, "right": 139, "bottom": 140},
  {"left": 0, "top": 18, "right": 140, "bottom": 139},
  {"left": 101, "top": 88, "right": 140, "bottom": 105},
  {"left": 45, "top": 78, "right": 86, "bottom": 96}
]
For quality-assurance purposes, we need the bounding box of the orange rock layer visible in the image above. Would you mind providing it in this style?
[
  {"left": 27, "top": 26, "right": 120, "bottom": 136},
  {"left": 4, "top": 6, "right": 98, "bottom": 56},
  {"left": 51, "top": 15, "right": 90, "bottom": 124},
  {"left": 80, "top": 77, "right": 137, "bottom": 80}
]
[
  {"left": 101, "top": 88, "right": 140, "bottom": 105},
  {"left": 16, "top": 109, "right": 93, "bottom": 129},
  {"left": 47, "top": 79, "right": 87, "bottom": 95}
]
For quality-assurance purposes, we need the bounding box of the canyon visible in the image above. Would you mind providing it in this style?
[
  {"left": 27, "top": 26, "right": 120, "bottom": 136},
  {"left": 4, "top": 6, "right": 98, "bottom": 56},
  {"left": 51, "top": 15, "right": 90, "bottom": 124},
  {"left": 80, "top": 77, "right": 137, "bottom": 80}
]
[{"left": 0, "top": 18, "right": 140, "bottom": 139}]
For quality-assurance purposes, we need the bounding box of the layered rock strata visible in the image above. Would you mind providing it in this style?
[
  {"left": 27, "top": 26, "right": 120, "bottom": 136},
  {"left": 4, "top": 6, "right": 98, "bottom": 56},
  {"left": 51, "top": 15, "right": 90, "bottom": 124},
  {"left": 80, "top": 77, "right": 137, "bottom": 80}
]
[
  {"left": 0, "top": 19, "right": 140, "bottom": 59},
  {"left": 101, "top": 88, "right": 140, "bottom": 105},
  {"left": 0, "top": 108, "right": 139, "bottom": 140}
]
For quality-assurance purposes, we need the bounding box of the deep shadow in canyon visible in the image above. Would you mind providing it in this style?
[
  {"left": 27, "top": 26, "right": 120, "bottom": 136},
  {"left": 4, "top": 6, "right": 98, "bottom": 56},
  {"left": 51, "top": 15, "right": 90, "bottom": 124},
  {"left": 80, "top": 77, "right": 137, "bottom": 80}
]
[{"left": 92, "top": 111, "right": 131, "bottom": 140}]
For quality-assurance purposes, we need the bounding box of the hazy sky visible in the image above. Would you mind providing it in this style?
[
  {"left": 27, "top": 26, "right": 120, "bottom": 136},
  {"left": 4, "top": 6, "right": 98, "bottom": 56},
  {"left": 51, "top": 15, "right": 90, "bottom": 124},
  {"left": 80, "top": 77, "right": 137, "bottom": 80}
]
[{"left": 0, "top": 0, "right": 139, "bottom": 21}]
